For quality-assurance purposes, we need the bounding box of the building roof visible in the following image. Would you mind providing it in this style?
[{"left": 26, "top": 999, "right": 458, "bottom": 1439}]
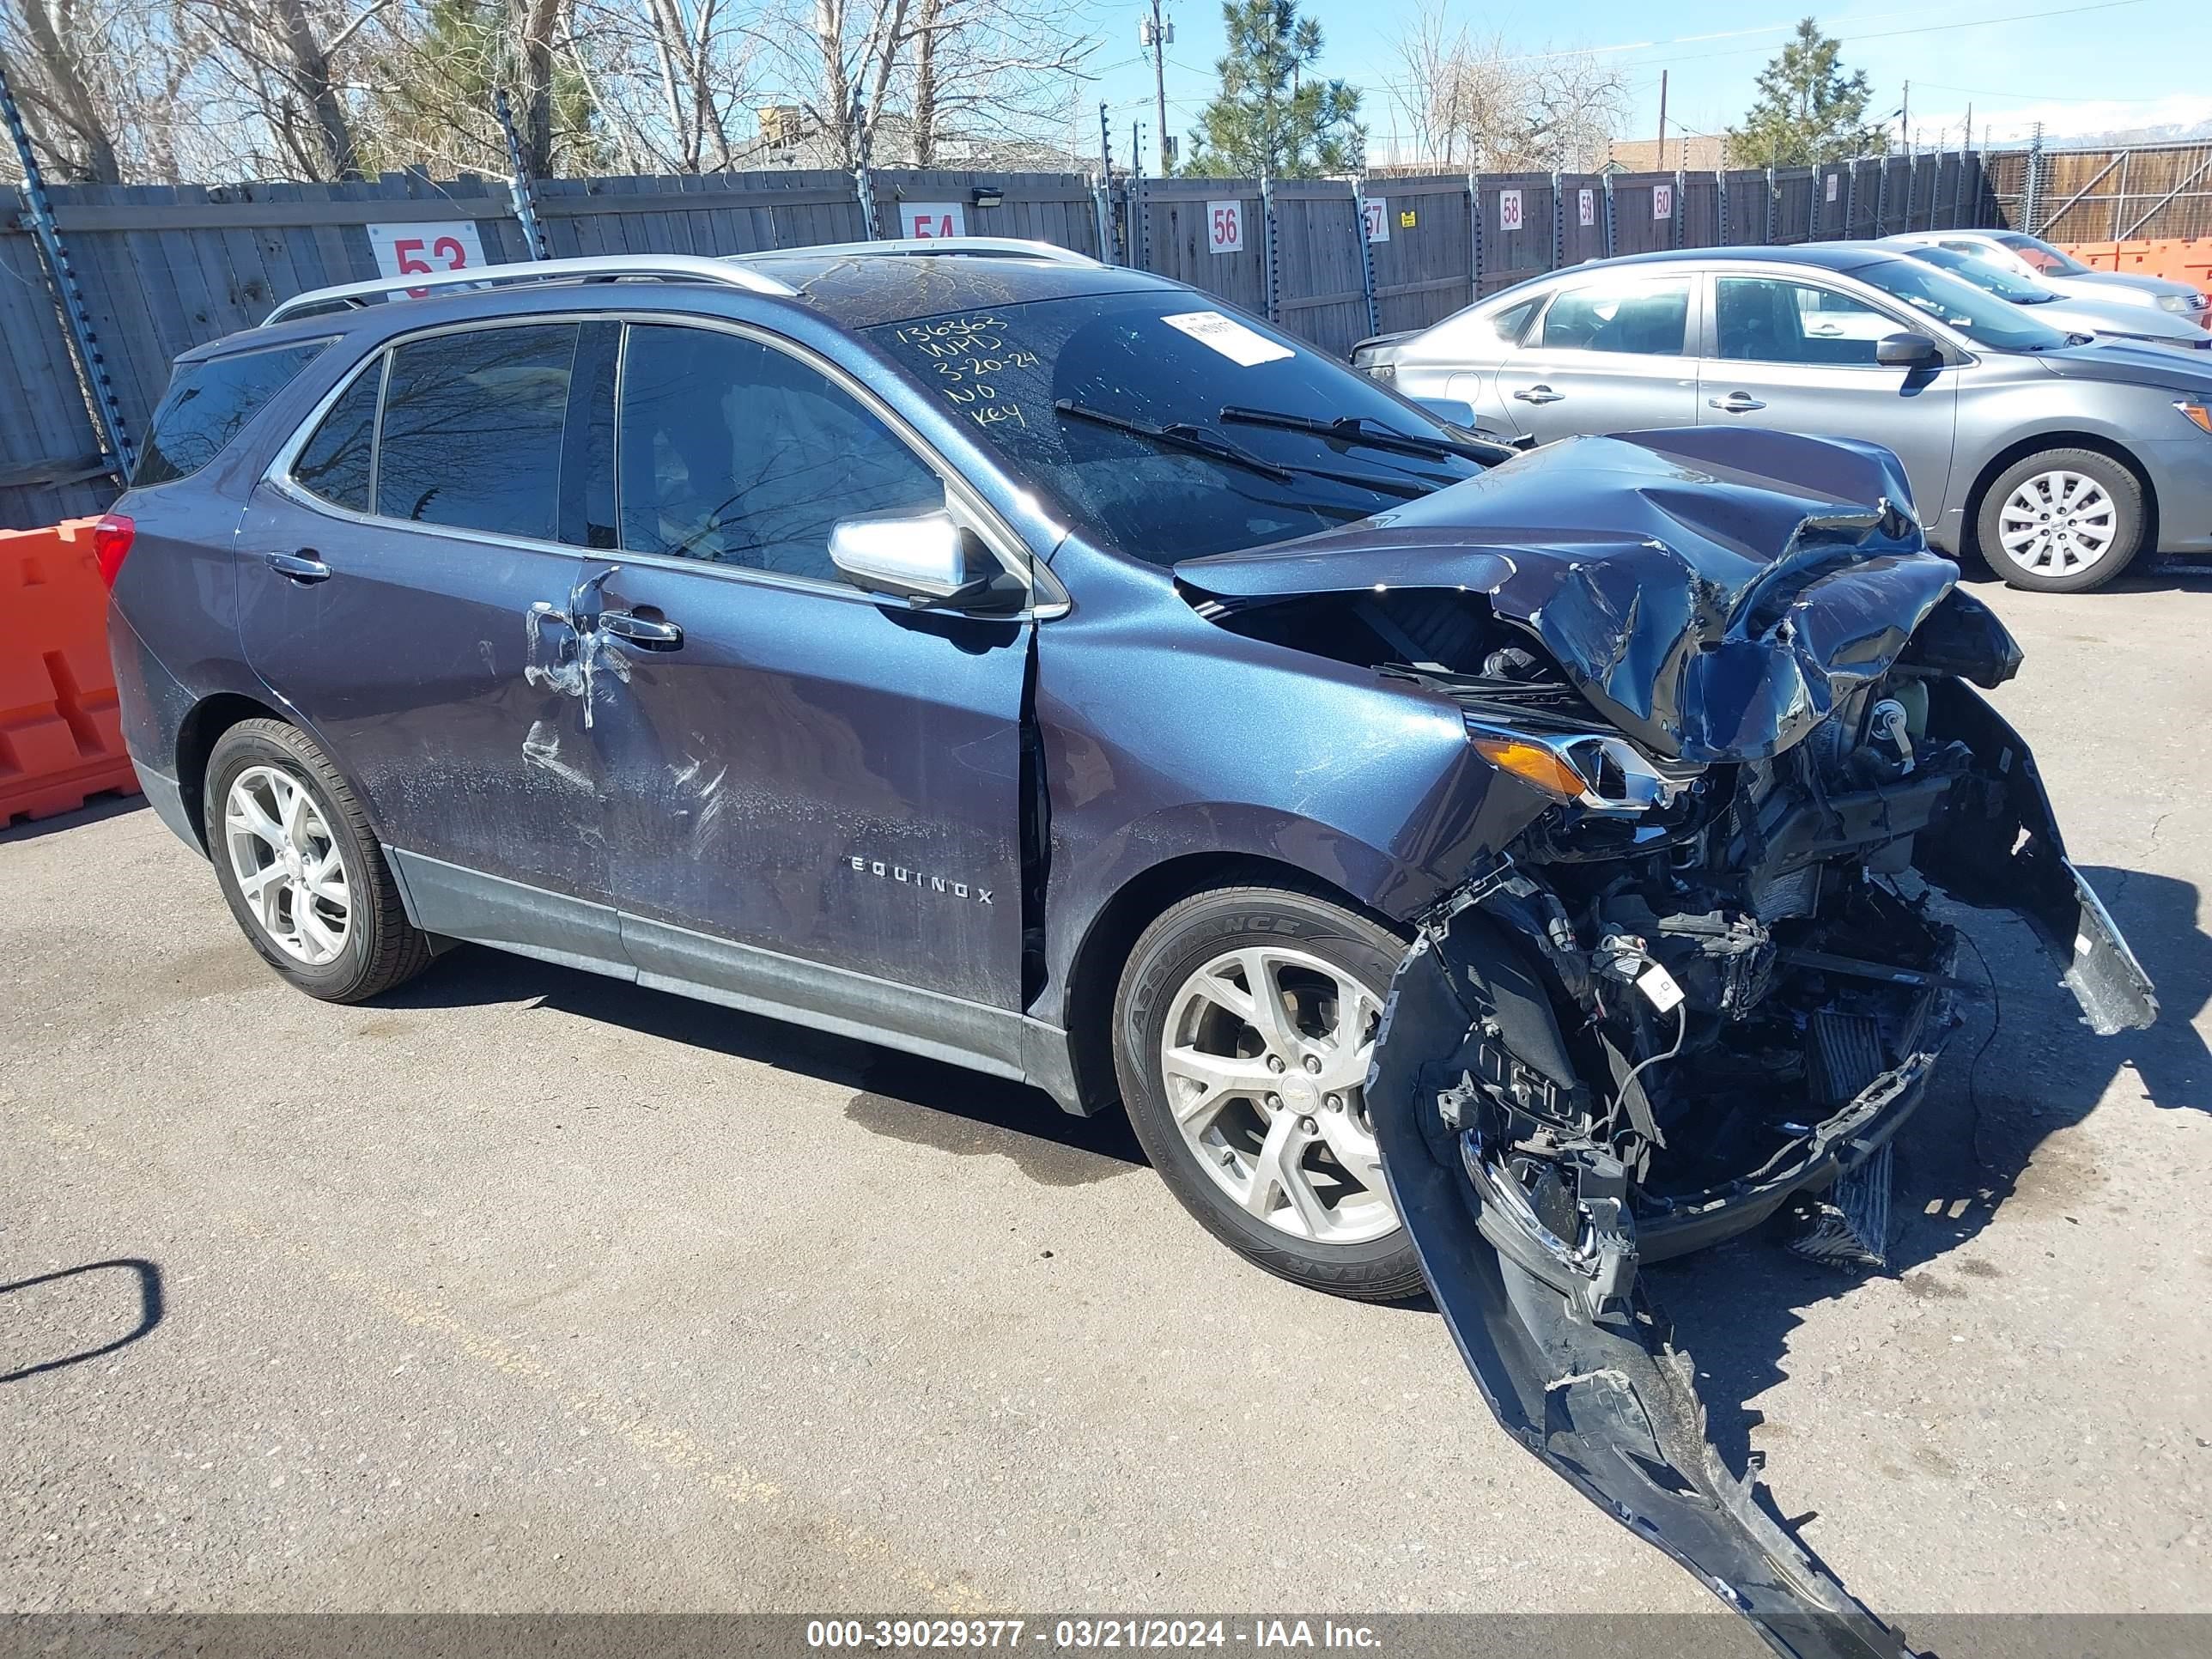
[{"left": 1603, "top": 135, "right": 1730, "bottom": 173}]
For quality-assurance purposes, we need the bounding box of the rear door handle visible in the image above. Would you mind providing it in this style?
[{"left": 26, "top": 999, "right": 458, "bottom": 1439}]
[
  {"left": 1512, "top": 384, "right": 1565, "bottom": 404},
  {"left": 265, "top": 550, "right": 331, "bottom": 583},
  {"left": 599, "top": 609, "right": 684, "bottom": 649},
  {"left": 1707, "top": 392, "right": 1767, "bottom": 413}
]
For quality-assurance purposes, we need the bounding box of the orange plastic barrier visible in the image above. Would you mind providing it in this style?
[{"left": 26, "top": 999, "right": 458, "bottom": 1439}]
[
  {"left": 2060, "top": 238, "right": 2212, "bottom": 298},
  {"left": 0, "top": 516, "right": 140, "bottom": 824}
]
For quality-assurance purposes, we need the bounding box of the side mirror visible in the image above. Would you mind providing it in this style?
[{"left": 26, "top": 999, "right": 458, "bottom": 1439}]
[
  {"left": 829, "top": 508, "right": 1014, "bottom": 611},
  {"left": 1875, "top": 331, "right": 1942, "bottom": 368}
]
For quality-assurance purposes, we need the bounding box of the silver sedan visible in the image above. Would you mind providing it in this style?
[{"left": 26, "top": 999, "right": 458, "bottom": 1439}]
[
  {"left": 1354, "top": 245, "right": 2212, "bottom": 592},
  {"left": 1884, "top": 228, "right": 2212, "bottom": 331},
  {"left": 1887, "top": 240, "right": 2212, "bottom": 354}
]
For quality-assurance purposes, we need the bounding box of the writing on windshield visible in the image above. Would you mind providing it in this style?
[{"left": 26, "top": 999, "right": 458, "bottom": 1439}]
[{"left": 886, "top": 313, "right": 1038, "bottom": 433}]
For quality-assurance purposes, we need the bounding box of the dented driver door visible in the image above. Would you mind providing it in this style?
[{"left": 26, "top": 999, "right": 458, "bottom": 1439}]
[{"left": 584, "top": 320, "right": 1033, "bottom": 1024}]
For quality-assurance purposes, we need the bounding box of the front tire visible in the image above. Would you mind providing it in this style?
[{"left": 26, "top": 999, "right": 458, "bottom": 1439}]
[
  {"left": 1113, "top": 884, "right": 1425, "bottom": 1302},
  {"left": 204, "top": 720, "right": 433, "bottom": 1003},
  {"left": 1977, "top": 447, "right": 2146, "bottom": 592}
]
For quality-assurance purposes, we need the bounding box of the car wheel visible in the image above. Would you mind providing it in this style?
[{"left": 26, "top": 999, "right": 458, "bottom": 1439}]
[
  {"left": 204, "top": 719, "right": 434, "bottom": 1003},
  {"left": 1977, "top": 447, "right": 2146, "bottom": 592},
  {"left": 1113, "top": 884, "right": 1425, "bottom": 1302}
]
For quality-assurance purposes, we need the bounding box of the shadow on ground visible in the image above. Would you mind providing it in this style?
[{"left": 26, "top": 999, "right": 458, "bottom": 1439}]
[
  {"left": 381, "top": 945, "right": 1149, "bottom": 1182},
  {"left": 374, "top": 860, "right": 2206, "bottom": 1561},
  {"left": 1653, "top": 860, "right": 2209, "bottom": 1484},
  {"left": 0, "top": 1258, "right": 165, "bottom": 1383}
]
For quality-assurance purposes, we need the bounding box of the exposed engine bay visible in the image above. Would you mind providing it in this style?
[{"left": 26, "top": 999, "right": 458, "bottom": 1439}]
[{"left": 1175, "top": 428, "right": 2158, "bottom": 1658}]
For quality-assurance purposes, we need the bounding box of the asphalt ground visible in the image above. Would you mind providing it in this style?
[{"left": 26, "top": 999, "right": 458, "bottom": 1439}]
[{"left": 4, "top": 562, "right": 2209, "bottom": 1653}]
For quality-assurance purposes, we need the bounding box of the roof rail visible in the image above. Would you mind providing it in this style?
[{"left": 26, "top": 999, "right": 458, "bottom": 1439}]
[
  {"left": 261, "top": 253, "right": 798, "bottom": 328},
  {"left": 738, "top": 236, "right": 1102, "bottom": 268}
]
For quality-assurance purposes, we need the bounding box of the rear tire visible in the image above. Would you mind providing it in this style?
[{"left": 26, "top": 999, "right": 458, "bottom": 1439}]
[
  {"left": 1976, "top": 447, "right": 2146, "bottom": 593},
  {"left": 204, "top": 720, "right": 433, "bottom": 1003},
  {"left": 1113, "top": 883, "right": 1425, "bottom": 1302}
]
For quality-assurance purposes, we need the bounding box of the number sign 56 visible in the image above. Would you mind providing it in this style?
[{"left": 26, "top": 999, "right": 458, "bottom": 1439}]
[{"left": 1207, "top": 200, "right": 1244, "bottom": 254}]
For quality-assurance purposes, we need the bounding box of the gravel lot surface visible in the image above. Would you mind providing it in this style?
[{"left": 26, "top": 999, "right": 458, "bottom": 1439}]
[{"left": 4, "top": 566, "right": 2208, "bottom": 1650}]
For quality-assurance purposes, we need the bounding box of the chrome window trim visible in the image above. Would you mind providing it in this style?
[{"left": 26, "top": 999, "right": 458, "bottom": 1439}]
[{"left": 261, "top": 310, "right": 1069, "bottom": 621}]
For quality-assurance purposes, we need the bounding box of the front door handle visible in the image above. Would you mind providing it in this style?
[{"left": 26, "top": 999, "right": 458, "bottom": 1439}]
[
  {"left": 265, "top": 550, "right": 331, "bottom": 583},
  {"left": 1512, "top": 384, "right": 1565, "bottom": 404},
  {"left": 1708, "top": 392, "right": 1767, "bottom": 413},
  {"left": 599, "top": 609, "right": 684, "bottom": 649}
]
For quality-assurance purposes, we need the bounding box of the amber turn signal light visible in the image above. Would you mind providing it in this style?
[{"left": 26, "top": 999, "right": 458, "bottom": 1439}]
[
  {"left": 2177, "top": 400, "right": 2212, "bottom": 436},
  {"left": 1472, "top": 734, "right": 1589, "bottom": 802}
]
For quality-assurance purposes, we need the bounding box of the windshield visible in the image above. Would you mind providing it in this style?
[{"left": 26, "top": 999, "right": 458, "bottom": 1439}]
[
  {"left": 1996, "top": 233, "right": 2093, "bottom": 276},
  {"left": 1905, "top": 245, "right": 2052, "bottom": 303},
  {"left": 1849, "top": 257, "right": 2074, "bottom": 350},
  {"left": 865, "top": 293, "right": 1485, "bottom": 562}
]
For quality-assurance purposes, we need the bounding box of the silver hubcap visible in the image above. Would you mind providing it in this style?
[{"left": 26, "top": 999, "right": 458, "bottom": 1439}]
[
  {"left": 1160, "top": 945, "right": 1395, "bottom": 1245},
  {"left": 224, "top": 765, "right": 351, "bottom": 965},
  {"left": 1997, "top": 469, "right": 2118, "bottom": 577}
]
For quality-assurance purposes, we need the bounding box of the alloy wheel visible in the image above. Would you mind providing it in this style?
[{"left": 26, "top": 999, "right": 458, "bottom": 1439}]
[
  {"left": 223, "top": 765, "right": 351, "bottom": 966},
  {"left": 1996, "top": 469, "right": 2118, "bottom": 578},
  {"left": 1159, "top": 945, "right": 1395, "bottom": 1245}
]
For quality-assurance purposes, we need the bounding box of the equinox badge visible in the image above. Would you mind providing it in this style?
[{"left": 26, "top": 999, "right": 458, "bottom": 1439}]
[{"left": 845, "top": 855, "right": 993, "bottom": 905}]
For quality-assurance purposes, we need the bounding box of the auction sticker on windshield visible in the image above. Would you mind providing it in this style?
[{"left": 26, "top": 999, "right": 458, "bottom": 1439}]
[{"left": 1160, "top": 310, "right": 1293, "bottom": 367}]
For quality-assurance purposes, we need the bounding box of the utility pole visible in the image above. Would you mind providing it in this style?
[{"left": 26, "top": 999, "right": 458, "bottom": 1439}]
[
  {"left": 1141, "top": 0, "right": 1173, "bottom": 178},
  {"left": 1899, "top": 81, "right": 1910, "bottom": 151},
  {"left": 1655, "top": 70, "right": 1668, "bottom": 170},
  {"left": 1099, "top": 101, "right": 1113, "bottom": 179}
]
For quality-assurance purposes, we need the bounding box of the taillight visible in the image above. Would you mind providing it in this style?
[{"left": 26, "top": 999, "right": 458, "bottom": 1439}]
[{"left": 92, "top": 514, "right": 135, "bottom": 589}]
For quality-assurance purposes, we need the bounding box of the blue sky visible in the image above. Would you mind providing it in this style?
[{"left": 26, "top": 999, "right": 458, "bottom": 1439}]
[{"left": 1076, "top": 0, "right": 2208, "bottom": 165}]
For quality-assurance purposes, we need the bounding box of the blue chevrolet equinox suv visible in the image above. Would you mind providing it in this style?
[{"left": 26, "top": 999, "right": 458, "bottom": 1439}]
[{"left": 107, "top": 237, "right": 2154, "bottom": 1651}]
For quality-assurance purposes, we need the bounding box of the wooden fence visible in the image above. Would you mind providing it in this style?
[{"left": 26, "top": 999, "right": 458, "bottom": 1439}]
[
  {"left": 1988, "top": 139, "right": 2212, "bottom": 245},
  {"left": 0, "top": 152, "right": 1992, "bottom": 531}
]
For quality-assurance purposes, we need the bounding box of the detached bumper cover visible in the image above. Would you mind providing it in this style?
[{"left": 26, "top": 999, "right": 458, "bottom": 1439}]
[{"left": 1370, "top": 927, "right": 1917, "bottom": 1659}]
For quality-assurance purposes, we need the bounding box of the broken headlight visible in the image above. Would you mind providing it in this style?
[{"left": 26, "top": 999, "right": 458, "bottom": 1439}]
[{"left": 1467, "top": 720, "right": 1703, "bottom": 813}]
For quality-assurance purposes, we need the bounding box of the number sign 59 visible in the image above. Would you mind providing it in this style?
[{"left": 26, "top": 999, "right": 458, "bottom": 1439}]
[
  {"left": 1207, "top": 200, "right": 1244, "bottom": 254},
  {"left": 368, "top": 222, "right": 489, "bottom": 299}
]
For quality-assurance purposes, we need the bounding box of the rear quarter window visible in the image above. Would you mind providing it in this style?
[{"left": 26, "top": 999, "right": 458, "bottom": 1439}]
[{"left": 133, "top": 342, "right": 326, "bottom": 487}]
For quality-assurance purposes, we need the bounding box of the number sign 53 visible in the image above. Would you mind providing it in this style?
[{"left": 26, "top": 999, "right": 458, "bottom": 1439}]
[{"left": 368, "top": 222, "right": 489, "bottom": 299}]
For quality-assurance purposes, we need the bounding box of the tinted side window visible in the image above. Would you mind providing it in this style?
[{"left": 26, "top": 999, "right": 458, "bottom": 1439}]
[
  {"left": 377, "top": 324, "right": 579, "bottom": 538},
  {"left": 134, "top": 343, "right": 325, "bottom": 487},
  {"left": 1714, "top": 277, "right": 1891, "bottom": 366},
  {"left": 617, "top": 324, "right": 940, "bottom": 579},
  {"left": 293, "top": 358, "right": 381, "bottom": 512},
  {"left": 1537, "top": 279, "right": 1689, "bottom": 355}
]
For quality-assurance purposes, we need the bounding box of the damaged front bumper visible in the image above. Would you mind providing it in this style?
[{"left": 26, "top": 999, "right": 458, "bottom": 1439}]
[{"left": 1364, "top": 684, "right": 2154, "bottom": 1658}]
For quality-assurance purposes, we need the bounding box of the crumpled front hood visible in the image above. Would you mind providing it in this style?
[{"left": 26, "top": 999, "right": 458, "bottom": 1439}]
[{"left": 1176, "top": 427, "right": 1978, "bottom": 764}]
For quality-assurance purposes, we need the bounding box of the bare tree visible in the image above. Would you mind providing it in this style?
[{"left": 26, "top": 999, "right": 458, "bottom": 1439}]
[
  {"left": 568, "top": 0, "right": 756, "bottom": 173},
  {"left": 903, "top": 0, "right": 1091, "bottom": 166},
  {"left": 1, "top": 0, "right": 124, "bottom": 180},
  {"left": 1389, "top": 9, "right": 1626, "bottom": 172}
]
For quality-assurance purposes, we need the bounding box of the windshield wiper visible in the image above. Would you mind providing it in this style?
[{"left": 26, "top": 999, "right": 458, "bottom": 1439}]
[
  {"left": 1054, "top": 399, "right": 1426, "bottom": 498},
  {"left": 1053, "top": 399, "right": 1295, "bottom": 483},
  {"left": 1218, "top": 404, "right": 1514, "bottom": 464}
]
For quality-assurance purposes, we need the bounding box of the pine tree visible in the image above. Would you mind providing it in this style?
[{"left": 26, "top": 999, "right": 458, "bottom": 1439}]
[
  {"left": 1730, "top": 17, "right": 1886, "bottom": 167},
  {"left": 1182, "top": 0, "right": 1363, "bottom": 179}
]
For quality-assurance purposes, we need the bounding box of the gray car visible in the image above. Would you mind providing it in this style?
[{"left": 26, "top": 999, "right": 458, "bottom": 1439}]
[
  {"left": 1887, "top": 240, "right": 2212, "bottom": 354},
  {"left": 1355, "top": 244, "right": 2212, "bottom": 592},
  {"left": 1885, "top": 228, "right": 2212, "bottom": 331}
]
